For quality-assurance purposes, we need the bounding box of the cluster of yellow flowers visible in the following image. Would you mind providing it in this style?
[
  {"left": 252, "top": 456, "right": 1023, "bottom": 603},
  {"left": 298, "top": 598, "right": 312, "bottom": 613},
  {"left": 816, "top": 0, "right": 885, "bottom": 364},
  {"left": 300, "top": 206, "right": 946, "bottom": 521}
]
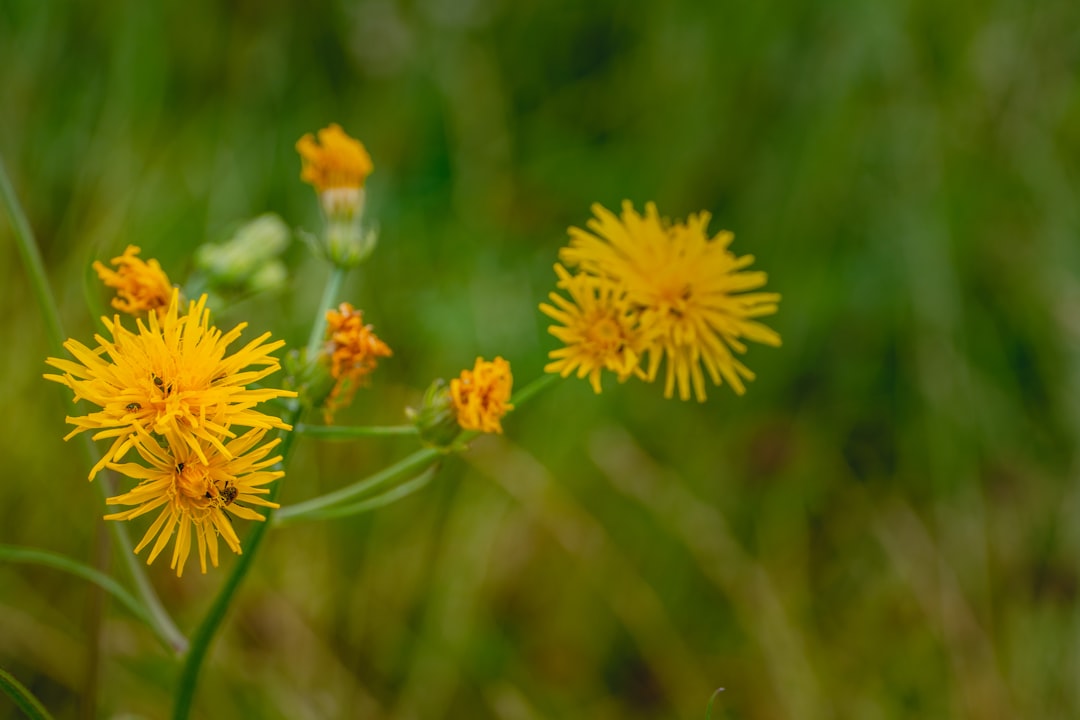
[
  {"left": 542, "top": 201, "right": 781, "bottom": 401},
  {"left": 43, "top": 123, "right": 779, "bottom": 578},
  {"left": 45, "top": 261, "right": 295, "bottom": 576}
]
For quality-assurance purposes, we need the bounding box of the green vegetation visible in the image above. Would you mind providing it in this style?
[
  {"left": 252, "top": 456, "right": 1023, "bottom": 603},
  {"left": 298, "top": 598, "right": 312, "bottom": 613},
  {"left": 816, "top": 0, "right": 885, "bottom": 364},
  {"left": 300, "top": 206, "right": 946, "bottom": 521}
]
[{"left": 2, "top": 1, "right": 1079, "bottom": 718}]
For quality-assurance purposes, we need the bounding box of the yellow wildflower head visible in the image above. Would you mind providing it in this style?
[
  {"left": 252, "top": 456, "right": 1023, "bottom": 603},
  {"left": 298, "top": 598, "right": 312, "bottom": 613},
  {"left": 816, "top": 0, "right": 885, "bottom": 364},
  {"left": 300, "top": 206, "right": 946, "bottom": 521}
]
[
  {"left": 450, "top": 357, "right": 513, "bottom": 434},
  {"left": 297, "top": 124, "right": 379, "bottom": 267},
  {"left": 44, "top": 291, "right": 297, "bottom": 479},
  {"left": 322, "top": 302, "right": 392, "bottom": 422},
  {"left": 296, "top": 123, "right": 374, "bottom": 194},
  {"left": 93, "top": 245, "right": 174, "bottom": 317},
  {"left": 559, "top": 201, "right": 781, "bottom": 401},
  {"left": 104, "top": 428, "right": 283, "bottom": 577},
  {"left": 540, "top": 263, "right": 648, "bottom": 394}
]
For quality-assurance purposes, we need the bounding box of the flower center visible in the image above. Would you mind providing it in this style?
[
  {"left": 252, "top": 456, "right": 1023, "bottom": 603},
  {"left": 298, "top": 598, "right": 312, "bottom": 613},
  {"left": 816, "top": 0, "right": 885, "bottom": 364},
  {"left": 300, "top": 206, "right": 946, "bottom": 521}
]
[
  {"left": 175, "top": 461, "right": 213, "bottom": 505},
  {"left": 585, "top": 315, "right": 625, "bottom": 354}
]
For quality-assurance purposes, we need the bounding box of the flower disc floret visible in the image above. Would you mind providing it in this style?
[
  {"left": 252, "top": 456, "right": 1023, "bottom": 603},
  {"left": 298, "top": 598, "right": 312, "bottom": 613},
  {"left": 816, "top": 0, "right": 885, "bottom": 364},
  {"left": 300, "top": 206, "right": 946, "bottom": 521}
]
[{"left": 44, "top": 290, "right": 297, "bottom": 478}]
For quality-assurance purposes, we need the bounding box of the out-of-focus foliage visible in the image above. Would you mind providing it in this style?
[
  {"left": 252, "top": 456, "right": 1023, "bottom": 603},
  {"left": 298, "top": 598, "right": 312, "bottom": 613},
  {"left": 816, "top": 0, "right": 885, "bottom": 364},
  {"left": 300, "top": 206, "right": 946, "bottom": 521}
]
[{"left": 3, "top": 1, "right": 1080, "bottom": 718}]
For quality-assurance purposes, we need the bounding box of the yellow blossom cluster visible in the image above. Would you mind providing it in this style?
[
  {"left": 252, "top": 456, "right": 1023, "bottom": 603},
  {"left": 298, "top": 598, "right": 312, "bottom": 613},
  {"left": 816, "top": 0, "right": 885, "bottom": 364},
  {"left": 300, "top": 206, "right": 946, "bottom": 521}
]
[
  {"left": 322, "top": 302, "right": 392, "bottom": 422},
  {"left": 296, "top": 123, "right": 374, "bottom": 193},
  {"left": 45, "top": 271, "right": 296, "bottom": 575},
  {"left": 451, "top": 357, "right": 514, "bottom": 434},
  {"left": 542, "top": 201, "right": 781, "bottom": 401},
  {"left": 93, "top": 245, "right": 173, "bottom": 317}
]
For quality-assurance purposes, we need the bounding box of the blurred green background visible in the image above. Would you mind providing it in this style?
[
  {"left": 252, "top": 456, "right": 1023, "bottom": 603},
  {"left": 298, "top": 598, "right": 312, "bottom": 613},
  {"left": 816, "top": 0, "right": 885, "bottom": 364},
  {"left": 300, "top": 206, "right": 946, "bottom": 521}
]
[{"left": 3, "top": 1, "right": 1080, "bottom": 718}]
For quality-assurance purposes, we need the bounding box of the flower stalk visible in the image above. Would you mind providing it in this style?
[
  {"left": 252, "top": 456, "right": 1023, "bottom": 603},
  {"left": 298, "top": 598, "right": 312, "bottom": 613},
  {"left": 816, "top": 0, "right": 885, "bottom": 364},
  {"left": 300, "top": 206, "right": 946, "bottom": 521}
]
[
  {"left": 274, "top": 447, "right": 442, "bottom": 524},
  {"left": 295, "top": 423, "right": 418, "bottom": 439},
  {"left": 278, "top": 373, "right": 558, "bottom": 524}
]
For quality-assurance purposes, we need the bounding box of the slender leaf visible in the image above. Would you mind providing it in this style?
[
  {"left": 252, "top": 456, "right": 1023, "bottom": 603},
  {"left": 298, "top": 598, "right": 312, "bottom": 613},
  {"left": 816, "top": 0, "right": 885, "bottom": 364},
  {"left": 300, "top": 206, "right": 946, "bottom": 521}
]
[
  {"left": 274, "top": 447, "right": 441, "bottom": 524},
  {"left": 0, "top": 545, "right": 167, "bottom": 649},
  {"left": 291, "top": 465, "right": 438, "bottom": 522},
  {"left": 706, "top": 688, "right": 725, "bottom": 720},
  {"left": 0, "top": 667, "right": 57, "bottom": 720}
]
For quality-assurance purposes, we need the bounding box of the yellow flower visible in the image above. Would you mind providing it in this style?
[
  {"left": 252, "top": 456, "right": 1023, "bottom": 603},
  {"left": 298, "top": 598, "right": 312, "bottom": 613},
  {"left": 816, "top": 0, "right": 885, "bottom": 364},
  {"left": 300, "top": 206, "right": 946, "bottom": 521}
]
[
  {"left": 559, "top": 201, "right": 781, "bottom": 401},
  {"left": 296, "top": 123, "right": 374, "bottom": 194},
  {"left": 297, "top": 124, "right": 379, "bottom": 267},
  {"left": 44, "top": 291, "right": 297, "bottom": 479},
  {"left": 450, "top": 357, "right": 513, "bottom": 434},
  {"left": 92, "top": 245, "right": 174, "bottom": 317},
  {"left": 322, "top": 302, "right": 392, "bottom": 422},
  {"left": 539, "top": 263, "right": 647, "bottom": 393},
  {"left": 104, "top": 428, "right": 283, "bottom": 577}
]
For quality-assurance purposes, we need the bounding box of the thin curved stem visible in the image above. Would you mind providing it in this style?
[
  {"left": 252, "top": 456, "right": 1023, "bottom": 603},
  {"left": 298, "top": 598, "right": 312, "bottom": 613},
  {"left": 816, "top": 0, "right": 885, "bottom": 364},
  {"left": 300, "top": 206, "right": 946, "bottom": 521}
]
[
  {"left": 305, "top": 266, "right": 347, "bottom": 358},
  {"left": 509, "top": 372, "right": 558, "bottom": 407},
  {"left": 2, "top": 156, "right": 187, "bottom": 655},
  {"left": 706, "top": 687, "right": 726, "bottom": 720},
  {"left": 0, "top": 158, "right": 64, "bottom": 355},
  {"left": 0, "top": 667, "right": 56, "bottom": 720},
  {"left": 0, "top": 545, "right": 172, "bottom": 652},
  {"left": 288, "top": 465, "right": 438, "bottom": 523},
  {"left": 295, "top": 423, "right": 418, "bottom": 439},
  {"left": 275, "top": 374, "right": 559, "bottom": 524},
  {"left": 274, "top": 447, "right": 441, "bottom": 525}
]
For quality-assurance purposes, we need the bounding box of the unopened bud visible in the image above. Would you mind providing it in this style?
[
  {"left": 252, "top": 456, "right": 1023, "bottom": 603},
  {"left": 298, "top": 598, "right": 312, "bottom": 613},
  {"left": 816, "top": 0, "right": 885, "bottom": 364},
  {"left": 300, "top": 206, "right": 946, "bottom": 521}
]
[{"left": 407, "top": 379, "right": 462, "bottom": 450}]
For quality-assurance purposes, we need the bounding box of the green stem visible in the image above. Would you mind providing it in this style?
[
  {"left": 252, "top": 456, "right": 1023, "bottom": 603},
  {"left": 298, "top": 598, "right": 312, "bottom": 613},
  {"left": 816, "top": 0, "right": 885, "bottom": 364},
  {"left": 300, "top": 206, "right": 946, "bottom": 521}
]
[
  {"left": 705, "top": 688, "right": 725, "bottom": 720},
  {"left": 173, "top": 265, "right": 347, "bottom": 718},
  {"left": 274, "top": 447, "right": 441, "bottom": 525},
  {"left": 295, "top": 423, "right": 418, "bottom": 439},
  {"left": 0, "top": 667, "right": 56, "bottom": 720},
  {"left": 305, "top": 266, "right": 347, "bottom": 358},
  {"left": 0, "top": 545, "right": 171, "bottom": 652},
  {"left": 1, "top": 156, "right": 187, "bottom": 655},
  {"left": 287, "top": 465, "right": 437, "bottom": 522},
  {"left": 0, "top": 157, "right": 64, "bottom": 356},
  {"left": 509, "top": 372, "right": 559, "bottom": 407},
  {"left": 276, "top": 374, "right": 558, "bottom": 524}
]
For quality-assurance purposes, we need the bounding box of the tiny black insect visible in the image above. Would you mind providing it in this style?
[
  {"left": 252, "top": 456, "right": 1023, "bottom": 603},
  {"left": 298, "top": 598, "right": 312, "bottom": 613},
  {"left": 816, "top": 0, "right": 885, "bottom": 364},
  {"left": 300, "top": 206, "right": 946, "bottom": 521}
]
[
  {"left": 126, "top": 402, "right": 141, "bottom": 411},
  {"left": 152, "top": 374, "right": 173, "bottom": 396},
  {"left": 220, "top": 482, "right": 239, "bottom": 506}
]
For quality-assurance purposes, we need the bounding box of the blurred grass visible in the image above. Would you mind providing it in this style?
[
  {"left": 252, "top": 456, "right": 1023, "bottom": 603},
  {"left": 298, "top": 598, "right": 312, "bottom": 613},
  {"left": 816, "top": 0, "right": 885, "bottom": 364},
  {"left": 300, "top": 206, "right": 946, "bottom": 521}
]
[{"left": 3, "top": 0, "right": 1080, "bottom": 718}]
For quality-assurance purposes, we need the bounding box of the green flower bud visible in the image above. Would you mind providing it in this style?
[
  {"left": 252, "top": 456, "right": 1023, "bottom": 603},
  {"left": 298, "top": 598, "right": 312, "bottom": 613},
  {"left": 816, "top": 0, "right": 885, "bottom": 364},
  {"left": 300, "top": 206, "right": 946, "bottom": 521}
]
[
  {"left": 407, "top": 379, "right": 462, "bottom": 450},
  {"left": 195, "top": 214, "right": 290, "bottom": 287}
]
